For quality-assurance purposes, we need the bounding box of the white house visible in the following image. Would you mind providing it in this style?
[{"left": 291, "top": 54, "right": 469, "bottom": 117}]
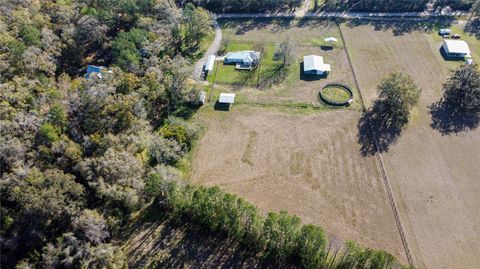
[
  {"left": 205, "top": 55, "right": 216, "bottom": 72},
  {"left": 224, "top": 51, "right": 260, "bottom": 70},
  {"left": 218, "top": 93, "right": 235, "bottom": 104},
  {"left": 303, "top": 55, "right": 331, "bottom": 76},
  {"left": 442, "top": 40, "right": 471, "bottom": 58}
]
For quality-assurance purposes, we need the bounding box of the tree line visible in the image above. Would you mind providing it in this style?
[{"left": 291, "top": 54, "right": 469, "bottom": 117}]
[
  {"left": 176, "top": 0, "right": 304, "bottom": 13},
  {"left": 144, "top": 172, "right": 411, "bottom": 269}
]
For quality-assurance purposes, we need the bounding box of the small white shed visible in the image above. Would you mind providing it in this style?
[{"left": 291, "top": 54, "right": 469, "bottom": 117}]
[{"left": 219, "top": 93, "right": 235, "bottom": 104}]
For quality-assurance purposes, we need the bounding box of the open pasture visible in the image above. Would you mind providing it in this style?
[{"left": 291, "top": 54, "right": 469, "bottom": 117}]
[
  {"left": 341, "top": 21, "right": 480, "bottom": 269},
  {"left": 190, "top": 107, "right": 407, "bottom": 263}
]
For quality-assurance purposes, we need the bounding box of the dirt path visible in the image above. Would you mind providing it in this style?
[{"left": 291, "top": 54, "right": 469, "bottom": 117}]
[{"left": 193, "top": 19, "right": 222, "bottom": 80}]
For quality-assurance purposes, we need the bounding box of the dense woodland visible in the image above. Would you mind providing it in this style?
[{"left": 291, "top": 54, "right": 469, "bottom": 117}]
[
  {"left": 0, "top": 0, "right": 211, "bottom": 267},
  {"left": 176, "top": 0, "right": 303, "bottom": 13},
  {"left": 322, "top": 0, "right": 476, "bottom": 12},
  {"left": 179, "top": 0, "right": 476, "bottom": 13}
]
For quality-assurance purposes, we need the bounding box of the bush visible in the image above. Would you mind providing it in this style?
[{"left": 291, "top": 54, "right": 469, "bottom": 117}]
[
  {"left": 149, "top": 136, "right": 185, "bottom": 165},
  {"left": 38, "top": 123, "right": 61, "bottom": 143},
  {"left": 19, "top": 25, "right": 41, "bottom": 46}
]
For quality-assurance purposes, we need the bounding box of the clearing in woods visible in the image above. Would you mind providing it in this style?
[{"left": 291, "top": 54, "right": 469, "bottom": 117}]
[
  {"left": 341, "top": 21, "right": 480, "bottom": 269},
  {"left": 189, "top": 18, "right": 479, "bottom": 269}
]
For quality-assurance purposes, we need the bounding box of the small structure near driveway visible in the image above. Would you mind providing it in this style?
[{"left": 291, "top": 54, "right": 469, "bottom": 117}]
[
  {"left": 442, "top": 40, "right": 471, "bottom": 59},
  {"left": 224, "top": 51, "right": 260, "bottom": 70},
  {"left": 205, "top": 55, "right": 216, "bottom": 72},
  {"left": 303, "top": 55, "right": 331, "bottom": 76},
  {"left": 198, "top": 91, "right": 206, "bottom": 105}
]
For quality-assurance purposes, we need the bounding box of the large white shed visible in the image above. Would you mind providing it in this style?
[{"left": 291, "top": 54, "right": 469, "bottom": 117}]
[
  {"left": 303, "top": 55, "right": 331, "bottom": 75},
  {"left": 442, "top": 40, "right": 471, "bottom": 58}
]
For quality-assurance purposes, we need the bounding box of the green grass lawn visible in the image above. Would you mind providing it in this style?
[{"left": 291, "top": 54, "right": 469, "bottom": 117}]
[
  {"left": 321, "top": 86, "right": 351, "bottom": 103},
  {"left": 214, "top": 42, "right": 279, "bottom": 86}
]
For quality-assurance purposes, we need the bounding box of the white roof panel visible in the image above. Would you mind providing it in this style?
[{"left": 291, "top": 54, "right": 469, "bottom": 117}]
[
  {"left": 219, "top": 93, "right": 235, "bottom": 104},
  {"left": 304, "top": 55, "right": 331, "bottom": 72},
  {"left": 443, "top": 40, "right": 471, "bottom": 54},
  {"left": 324, "top": 37, "right": 338, "bottom": 42},
  {"left": 205, "top": 55, "right": 216, "bottom": 71}
]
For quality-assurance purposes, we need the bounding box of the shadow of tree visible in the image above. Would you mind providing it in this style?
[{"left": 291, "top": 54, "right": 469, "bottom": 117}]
[
  {"left": 346, "top": 17, "right": 455, "bottom": 36},
  {"left": 121, "top": 204, "right": 294, "bottom": 269},
  {"left": 258, "top": 63, "right": 289, "bottom": 88},
  {"left": 357, "top": 100, "right": 407, "bottom": 156},
  {"left": 465, "top": 19, "right": 480, "bottom": 39},
  {"left": 430, "top": 100, "right": 480, "bottom": 135}
]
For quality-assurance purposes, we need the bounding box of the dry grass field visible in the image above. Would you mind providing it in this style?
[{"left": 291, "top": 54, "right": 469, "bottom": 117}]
[
  {"left": 341, "top": 22, "right": 480, "bottom": 269},
  {"left": 190, "top": 107, "right": 407, "bottom": 262}
]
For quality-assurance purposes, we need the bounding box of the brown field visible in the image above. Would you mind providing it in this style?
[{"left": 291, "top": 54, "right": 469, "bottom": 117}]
[
  {"left": 341, "top": 22, "right": 480, "bottom": 269},
  {"left": 190, "top": 107, "right": 407, "bottom": 262}
]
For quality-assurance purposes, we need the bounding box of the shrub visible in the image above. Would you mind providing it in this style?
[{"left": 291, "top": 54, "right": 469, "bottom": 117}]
[
  {"left": 38, "top": 123, "right": 61, "bottom": 143},
  {"left": 19, "top": 25, "right": 41, "bottom": 46}
]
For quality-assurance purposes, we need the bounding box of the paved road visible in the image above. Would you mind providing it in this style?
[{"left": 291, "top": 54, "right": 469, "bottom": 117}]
[
  {"left": 193, "top": 19, "right": 222, "bottom": 80},
  {"left": 217, "top": 11, "right": 466, "bottom": 19}
]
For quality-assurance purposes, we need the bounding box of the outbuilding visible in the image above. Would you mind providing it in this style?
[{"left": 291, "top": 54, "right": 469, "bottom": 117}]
[
  {"left": 442, "top": 40, "right": 471, "bottom": 58},
  {"left": 205, "top": 55, "right": 216, "bottom": 72},
  {"left": 218, "top": 93, "right": 235, "bottom": 104},
  {"left": 303, "top": 55, "right": 331, "bottom": 76},
  {"left": 198, "top": 91, "right": 206, "bottom": 105}
]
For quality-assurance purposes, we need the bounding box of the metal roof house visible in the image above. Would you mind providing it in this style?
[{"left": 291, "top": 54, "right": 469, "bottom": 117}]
[
  {"left": 303, "top": 55, "right": 331, "bottom": 76},
  {"left": 224, "top": 51, "right": 260, "bottom": 70},
  {"left": 84, "top": 65, "right": 112, "bottom": 79},
  {"left": 442, "top": 40, "right": 471, "bottom": 58}
]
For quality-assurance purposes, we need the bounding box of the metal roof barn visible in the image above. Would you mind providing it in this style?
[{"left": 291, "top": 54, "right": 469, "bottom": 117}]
[
  {"left": 303, "top": 55, "right": 331, "bottom": 73},
  {"left": 442, "top": 40, "right": 471, "bottom": 55}
]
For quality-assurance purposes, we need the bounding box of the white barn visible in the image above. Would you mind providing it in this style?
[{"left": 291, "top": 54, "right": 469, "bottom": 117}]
[
  {"left": 442, "top": 40, "right": 471, "bottom": 58},
  {"left": 303, "top": 55, "right": 331, "bottom": 76}
]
